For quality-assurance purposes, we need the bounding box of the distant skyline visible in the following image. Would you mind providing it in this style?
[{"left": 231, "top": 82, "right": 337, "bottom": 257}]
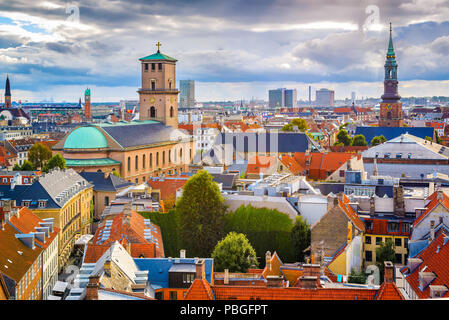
[{"left": 1, "top": 0, "right": 449, "bottom": 102}]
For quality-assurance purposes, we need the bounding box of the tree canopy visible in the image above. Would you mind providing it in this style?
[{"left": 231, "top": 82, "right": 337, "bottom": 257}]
[
  {"left": 351, "top": 134, "right": 367, "bottom": 146},
  {"left": 335, "top": 129, "right": 352, "bottom": 146},
  {"left": 290, "top": 215, "right": 311, "bottom": 262},
  {"left": 43, "top": 153, "right": 66, "bottom": 173},
  {"left": 375, "top": 238, "right": 396, "bottom": 280},
  {"left": 282, "top": 118, "right": 309, "bottom": 132},
  {"left": 13, "top": 160, "right": 35, "bottom": 171},
  {"left": 28, "top": 143, "right": 52, "bottom": 169},
  {"left": 371, "top": 135, "right": 387, "bottom": 146},
  {"left": 211, "top": 232, "right": 258, "bottom": 273},
  {"left": 177, "top": 170, "right": 227, "bottom": 257}
]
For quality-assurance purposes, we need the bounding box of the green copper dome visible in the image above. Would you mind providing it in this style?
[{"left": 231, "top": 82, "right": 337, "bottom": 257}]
[{"left": 64, "top": 126, "right": 108, "bottom": 149}]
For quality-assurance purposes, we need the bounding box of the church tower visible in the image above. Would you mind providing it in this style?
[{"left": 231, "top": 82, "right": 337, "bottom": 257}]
[
  {"left": 379, "top": 23, "right": 403, "bottom": 127},
  {"left": 4, "top": 74, "right": 11, "bottom": 108},
  {"left": 138, "top": 42, "right": 178, "bottom": 128},
  {"left": 84, "top": 88, "right": 92, "bottom": 121}
]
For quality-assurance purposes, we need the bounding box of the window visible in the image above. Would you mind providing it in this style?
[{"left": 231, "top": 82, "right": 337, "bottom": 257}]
[
  {"left": 151, "top": 63, "right": 155, "bottom": 71},
  {"left": 144, "top": 63, "right": 148, "bottom": 71},
  {"left": 376, "top": 237, "right": 382, "bottom": 245},
  {"left": 365, "top": 251, "right": 372, "bottom": 262},
  {"left": 395, "top": 238, "right": 402, "bottom": 247},
  {"left": 365, "top": 236, "right": 371, "bottom": 244},
  {"left": 388, "top": 222, "right": 400, "bottom": 232},
  {"left": 155, "top": 292, "right": 163, "bottom": 300},
  {"left": 365, "top": 221, "right": 373, "bottom": 231},
  {"left": 135, "top": 155, "right": 139, "bottom": 170},
  {"left": 149, "top": 153, "right": 153, "bottom": 168},
  {"left": 151, "top": 81, "right": 156, "bottom": 90},
  {"left": 156, "top": 152, "right": 159, "bottom": 166},
  {"left": 402, "top": 223, "right": 410, "bottom": 233},
  {"left": 339, "top": 170, "right": 345, "bottom": 177},
  {"left": 404, "top": 238, "right": 408, "bottom": 249},
  {"left": 169, "top": 291, "right": 177, "bottom": 300},
  {"left": 127, "top": 157, "right": 131, "bottom": 171},
  {"left": 163, "top": 151, "right": 165, "bottom": 165},
  {"left": 142, "top": 154, "right": 146, "bottom": 169},
  {"left": 395, "top": 253, "right": 402, "bottom": 264},
  {"left": 170, "top": 106, "right": 174, "bottom": 118},
  {"left": 105, "top": 196, "right": 109, "bottom": 206},
  {"left": 158, "top": 63, "right": 162, "bottom": 71},
  {"left": 183, "top": 273, "right": 195, "bottom": 284},
  {"left": 396, "top": 153, "right": 402, "bottom": 159}
]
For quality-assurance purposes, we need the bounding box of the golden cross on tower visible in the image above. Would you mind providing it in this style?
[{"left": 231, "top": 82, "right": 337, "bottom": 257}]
[{"left": 156, "top": 41, "right": 161, "bottom": 53}]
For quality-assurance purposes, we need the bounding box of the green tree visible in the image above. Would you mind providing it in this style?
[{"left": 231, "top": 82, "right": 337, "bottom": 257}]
[
  {"left": 348, "top": 268, "right": 367, "bottom": 284},
  {"left": 225, "top": 204, "right": 295, "bottom": 264},
  {"left": 28, "top": 143, "right": 52, "bottom": 169},
  {"left": 177, "top": 170, "right": 227, "bottom": 257},
  {"left": 282, "top": 118, "right": 308, "bottom": 132},
  {"left": 12, "top": 163, "right": 21, "bottom": 171},
  {"left": 20, "top": 160, "right": 35, "bottom": 171},
  {"left": 290, "top": 216, "right": 311, "bottom": 262},
  {"left": 111, "top": 170, "right": 121, "bottom": 178},
  {"left": 371, "top": 135, "right": 387, "bottom": 146},
  {"left": 351, "top": 134, "right": 367, "bottom": 146},
  {"left": 43, "top": 153, "right": 66, "bottom": 173},
  {"left": 375, "top": 238, "right": 396, "bottom": 280},
  {"left": 425, "top": 136, "right": 432, "bottom": 141},
  {"left": 336, "top": 129, "right": 352, "bottom": 146},
  {"left": 211, "top": 232, "right": 258, "bottom": 273}
]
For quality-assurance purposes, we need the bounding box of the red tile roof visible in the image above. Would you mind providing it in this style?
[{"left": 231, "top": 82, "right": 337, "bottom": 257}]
[
  {"left": 413, "top": 191, "right": 449, "bottom": 227},
  {"left": 376, "top": 282, "right": 404, "bottom": 300},
  {"left": 246, "top": 156, "right": 277, "bottom": 176},
  {"left": 402, "top": 231, "right": 449, "bottom": 299},
  {"left": 146, "top": 176, "right": 189, "bottom": 201},
  {"left": 339, "top": 194, "right": 366, "bottom": 232},
  {"left": 84, "top": 209, "right": 164, "bottom": 263},
  {"left": 184, "top": 279, "right": 215, "bottom": 300}
]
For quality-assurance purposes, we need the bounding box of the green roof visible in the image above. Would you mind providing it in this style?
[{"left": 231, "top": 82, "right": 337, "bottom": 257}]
[
  {"left": 65, "top": 158, "right": 120, "bottom": 167},
  {"left": 64, "top": 126, "right": 108, "bottom": 149},
  {"left": 139, "top": 52, "right": 177, "bottom": 62},
  {"left": 85, "top": 88, "right": 91, "bottom": 96}
]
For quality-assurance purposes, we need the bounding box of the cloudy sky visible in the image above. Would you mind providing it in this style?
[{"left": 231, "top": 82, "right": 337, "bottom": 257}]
[{"left": 0, "top": 0, "right": 449, "bottom": 102}]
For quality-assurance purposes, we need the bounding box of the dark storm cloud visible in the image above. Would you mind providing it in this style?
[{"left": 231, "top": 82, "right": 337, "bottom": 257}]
[{"left": 0, "top": 0, "right": 448, "bottom": 99}]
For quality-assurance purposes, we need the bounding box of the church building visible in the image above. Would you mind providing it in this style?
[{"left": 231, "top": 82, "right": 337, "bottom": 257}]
[
  {"left": 53, "top": 43, "right": 195, "bottom": 183},
  {"left": 379, "top": 23, "right": 403, "bottom": 127}
]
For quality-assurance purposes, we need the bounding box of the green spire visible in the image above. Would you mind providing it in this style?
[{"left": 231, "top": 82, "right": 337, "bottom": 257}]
[
  {"left": 387, "top": 22, "right": 395, "bottom": 59},
  {"left": 85, "top": 88, "right": 90, "bottom": 96}
]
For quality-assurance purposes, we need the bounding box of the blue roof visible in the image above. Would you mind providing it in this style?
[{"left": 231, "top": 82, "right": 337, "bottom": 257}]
[
  {"left": 215, "top": 132, "right": 315, "bottom": 153},
  {"left": 355, "top": 126, "right": 434, "bottom": 144},
  {"left": 134, "top": 258, "right": 213, "bottom": 288},
  {"left": 79, "top": 172, "right": 133, "bottom": 192}
]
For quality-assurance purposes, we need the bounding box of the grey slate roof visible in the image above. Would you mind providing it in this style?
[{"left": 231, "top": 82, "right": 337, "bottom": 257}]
[
  {"left": 0, "top": 168, "right": 91, "bottom": 209},
  {"left": 79, "top": 172, "right": 133, "bottom": 192},
  {"left": 99, "top": 122, "right": 188, "bottom": 149},
  {"left": 364, "top": 162, "right": 449, "bottom": 179}
]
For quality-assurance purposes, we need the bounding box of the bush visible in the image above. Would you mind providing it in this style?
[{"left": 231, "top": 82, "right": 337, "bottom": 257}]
[{"left": 212, "top": 232, "right": 258, "bottom": 272}]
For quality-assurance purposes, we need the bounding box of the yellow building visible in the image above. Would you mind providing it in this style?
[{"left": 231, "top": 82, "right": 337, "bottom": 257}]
[
  {"left": 12, "top": 168, "right": 93, "bottom": 269},
  {"left": 361, "top": 216, "right": 411, "bottom": 267}
]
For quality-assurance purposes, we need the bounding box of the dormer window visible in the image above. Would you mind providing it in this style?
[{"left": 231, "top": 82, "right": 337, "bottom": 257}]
[
  {"left": 22, "top": 201, "right": 30, "bottom": 207},
  {"left": 38, "top": 200, "right": 47, "bottom": 208}
]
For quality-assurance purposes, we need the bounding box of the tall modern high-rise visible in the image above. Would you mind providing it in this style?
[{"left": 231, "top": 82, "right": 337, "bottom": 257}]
[
  {"left": 179, "top": 80, "right": 195, "bottom": 108},
  {"left": 269, "top": 88, "right": 297, "bottom": 109},
  {"left": 315, "top": 88, "right": 335, "bottom": 107},
  {"left": 4, "top": 74, "right": 11, "bottom": 108},
  {"left": 379, "top": 23, "right": 403, "bottom": 127}
]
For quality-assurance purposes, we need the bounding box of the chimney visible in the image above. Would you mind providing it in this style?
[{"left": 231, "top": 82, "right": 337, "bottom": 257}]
[
  {"left": 85, "top": 275, "right": 100, "bottom": 300},
  {"left": 180, "top": 249, "right": 186, "bottom": 259},
  {"left": 393, "top": 186, "right": 405, "bottom": 217},
  {"left": 265, "top": 251, "right": 272, "bottom": 271},
  {"left": 430, "top": 220, "right": 435, "bottom": 241},
  {"left": 383, "top": 261, "right": 394, "bottom": 284},
  {"left": 302, "top": 264, "right": 321, "bottom": 288},
  {"left": 224, "top": 269, "right": 229, "bottom": 285},
  {"left": 437, "top": 190, "right": 444, "bottom": 201},
  {"left": 195, "top": 259, "right": 205, "bottom": 280},
  {"left": 369, "top": 197, "right": 375, "bottom": 214},
  {"left": 266, "top": 275, "right": 284, "bottom": 288}
]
